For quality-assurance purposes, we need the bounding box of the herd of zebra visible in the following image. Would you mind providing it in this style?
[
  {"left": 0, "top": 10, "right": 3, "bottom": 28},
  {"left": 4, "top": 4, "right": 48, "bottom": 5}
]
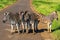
[{"left": 2, "top": 10, "right": 58, "bottom": 34}]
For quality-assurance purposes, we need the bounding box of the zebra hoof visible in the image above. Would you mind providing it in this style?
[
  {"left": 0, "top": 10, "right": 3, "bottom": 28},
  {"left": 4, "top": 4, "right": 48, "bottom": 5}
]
[
  {"left": 33, "top": 32, "right": 36, "bottom": 35},
  {"left": 26, "top": 31, "right": 28, "bottom": 34},
  {"left": 23, "top": 32, "right": 24, "bottom": 34},
  {"left": 26, "top": 31, "right": 29, "bottom": 34},
  {"left": 22, "top": 30, "right": 24, "bottom": 33},
  {"left": 18, "top": 32, "right": 20, "bottom": 34},
  {"left": 17, "top": 31, "right": 20, "bottom": 34}
]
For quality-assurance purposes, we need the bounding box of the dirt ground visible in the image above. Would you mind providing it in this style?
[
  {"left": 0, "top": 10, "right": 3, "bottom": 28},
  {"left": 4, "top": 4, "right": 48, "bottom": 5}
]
[{"left": 0, "top": 0, "right": 53, "bottom": 40}]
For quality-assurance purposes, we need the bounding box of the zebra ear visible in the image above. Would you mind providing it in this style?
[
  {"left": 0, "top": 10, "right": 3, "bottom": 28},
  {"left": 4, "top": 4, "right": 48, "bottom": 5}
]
[
  {"left": 55, "top": 11, "right": 57, "bottom": 13},
  {"left": 52, "top": 11, "right": 57, "bottom": 14},
  {"left": 6, "top": 12, "right": 10, "bottom": 15},
  {"left": 20, "top": 11, "right": 24, "bottom": 15},
  {"left": 4, "top": 12, "right": 9, "bottom": 15},
  {"left": 4, "top": 13, "right": 6, "bottom": 15},
  {"left": 25, "top": 10, "right": 28, "bottom": 13}
]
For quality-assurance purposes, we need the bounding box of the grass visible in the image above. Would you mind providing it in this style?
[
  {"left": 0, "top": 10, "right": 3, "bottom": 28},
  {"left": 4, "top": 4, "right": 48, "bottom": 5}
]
[
  {"left": 0, "top": 0, "right": 16, "bottom": 10},
  {"left": 32, "top": 0, "right": 60, "bottom": 15},
  {"left": 52, "top": 30, "right": 60, "bottom": 40},
  {"left": 32, "top": 0, "right": 60, "bottom": 40}
]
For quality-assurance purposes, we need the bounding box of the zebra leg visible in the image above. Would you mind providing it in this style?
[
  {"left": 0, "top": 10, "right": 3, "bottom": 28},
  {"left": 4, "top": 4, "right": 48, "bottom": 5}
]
[
  {"left": 47, "top": 23, "right": 50, "bottom": 32},
  {"left": 26, "top": 21, "right": 30, "bottom": 33},
  {"left": 34, "top": 20, "right": 38, "bottom": 31},
  {"left": 25, "top": 22, "right": 28, "bottom": 33},
  {"left": 47, "top": 22, "right": 52, "bottom": 32},
  {"left": 32, "top": 22, "right": 35, "bottom": 34},
  {"left": 49, "top": 24, "right": 52, "bottom": 32},
  {"left": 11, "top": 24, "right": 14, "bottom": 34},
  {"left": 22, "top": 22, "right": 24, "bottom": 33},
  {"left": 16, "top": 24, "right": 20, "bottom": 34}
]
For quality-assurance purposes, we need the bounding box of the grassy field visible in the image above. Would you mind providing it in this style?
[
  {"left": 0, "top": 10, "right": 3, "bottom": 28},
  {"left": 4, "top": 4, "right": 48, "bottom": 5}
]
[
  {"left": 0, "top": 0, "right": 16, "bottom": 10},
  {"left": 32, "top": 0, "right": 60, "bottom": 40}
]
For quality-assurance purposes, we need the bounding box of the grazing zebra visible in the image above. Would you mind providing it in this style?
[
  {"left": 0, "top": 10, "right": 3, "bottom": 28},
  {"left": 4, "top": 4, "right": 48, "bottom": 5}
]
[
  {"left": 3, "top": 12, "right": 20, "bottom": 34},
  {"left": 40, "top": 11, "right": 58, "bottom": 32}
]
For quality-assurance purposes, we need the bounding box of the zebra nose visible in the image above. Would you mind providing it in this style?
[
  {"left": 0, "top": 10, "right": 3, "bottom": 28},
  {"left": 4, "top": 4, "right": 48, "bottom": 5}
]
[{"left": 3, "top": 20, "right": 6, "bottom": 23}]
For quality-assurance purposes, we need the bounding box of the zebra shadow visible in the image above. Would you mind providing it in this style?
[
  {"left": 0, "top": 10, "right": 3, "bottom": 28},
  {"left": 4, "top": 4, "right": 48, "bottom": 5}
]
[
  {"left": 52, "top": 26, "right": 60, "bottom": 32},
  {"left": 35, "top": 29, "right": 47, "bottom": 33}
]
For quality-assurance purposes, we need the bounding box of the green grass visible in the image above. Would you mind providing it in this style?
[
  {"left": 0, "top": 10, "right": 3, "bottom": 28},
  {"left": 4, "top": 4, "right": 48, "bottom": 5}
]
[
  {"left": 32, "top": 0, "right": 60, "bottom": 40},
  {"left": 0, "top": 0, "right": 16, "bottom": 10},
  {"left": 32, "top": 0, "right": 60, "bottom": 15}
]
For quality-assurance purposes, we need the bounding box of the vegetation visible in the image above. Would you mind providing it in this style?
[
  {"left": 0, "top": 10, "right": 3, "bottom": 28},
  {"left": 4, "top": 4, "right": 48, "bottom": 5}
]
[
  {"left": 32, "top": 0, "right": 60, "bottom": 40},
  {"left": 0, "top": 0, "right": 16, "bottom": 10}
]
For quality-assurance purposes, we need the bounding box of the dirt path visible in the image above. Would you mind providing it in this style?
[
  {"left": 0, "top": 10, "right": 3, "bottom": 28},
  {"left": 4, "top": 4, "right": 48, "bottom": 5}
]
[{"left": 0, "top": 0, "right": 53, "bottom": 40}]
